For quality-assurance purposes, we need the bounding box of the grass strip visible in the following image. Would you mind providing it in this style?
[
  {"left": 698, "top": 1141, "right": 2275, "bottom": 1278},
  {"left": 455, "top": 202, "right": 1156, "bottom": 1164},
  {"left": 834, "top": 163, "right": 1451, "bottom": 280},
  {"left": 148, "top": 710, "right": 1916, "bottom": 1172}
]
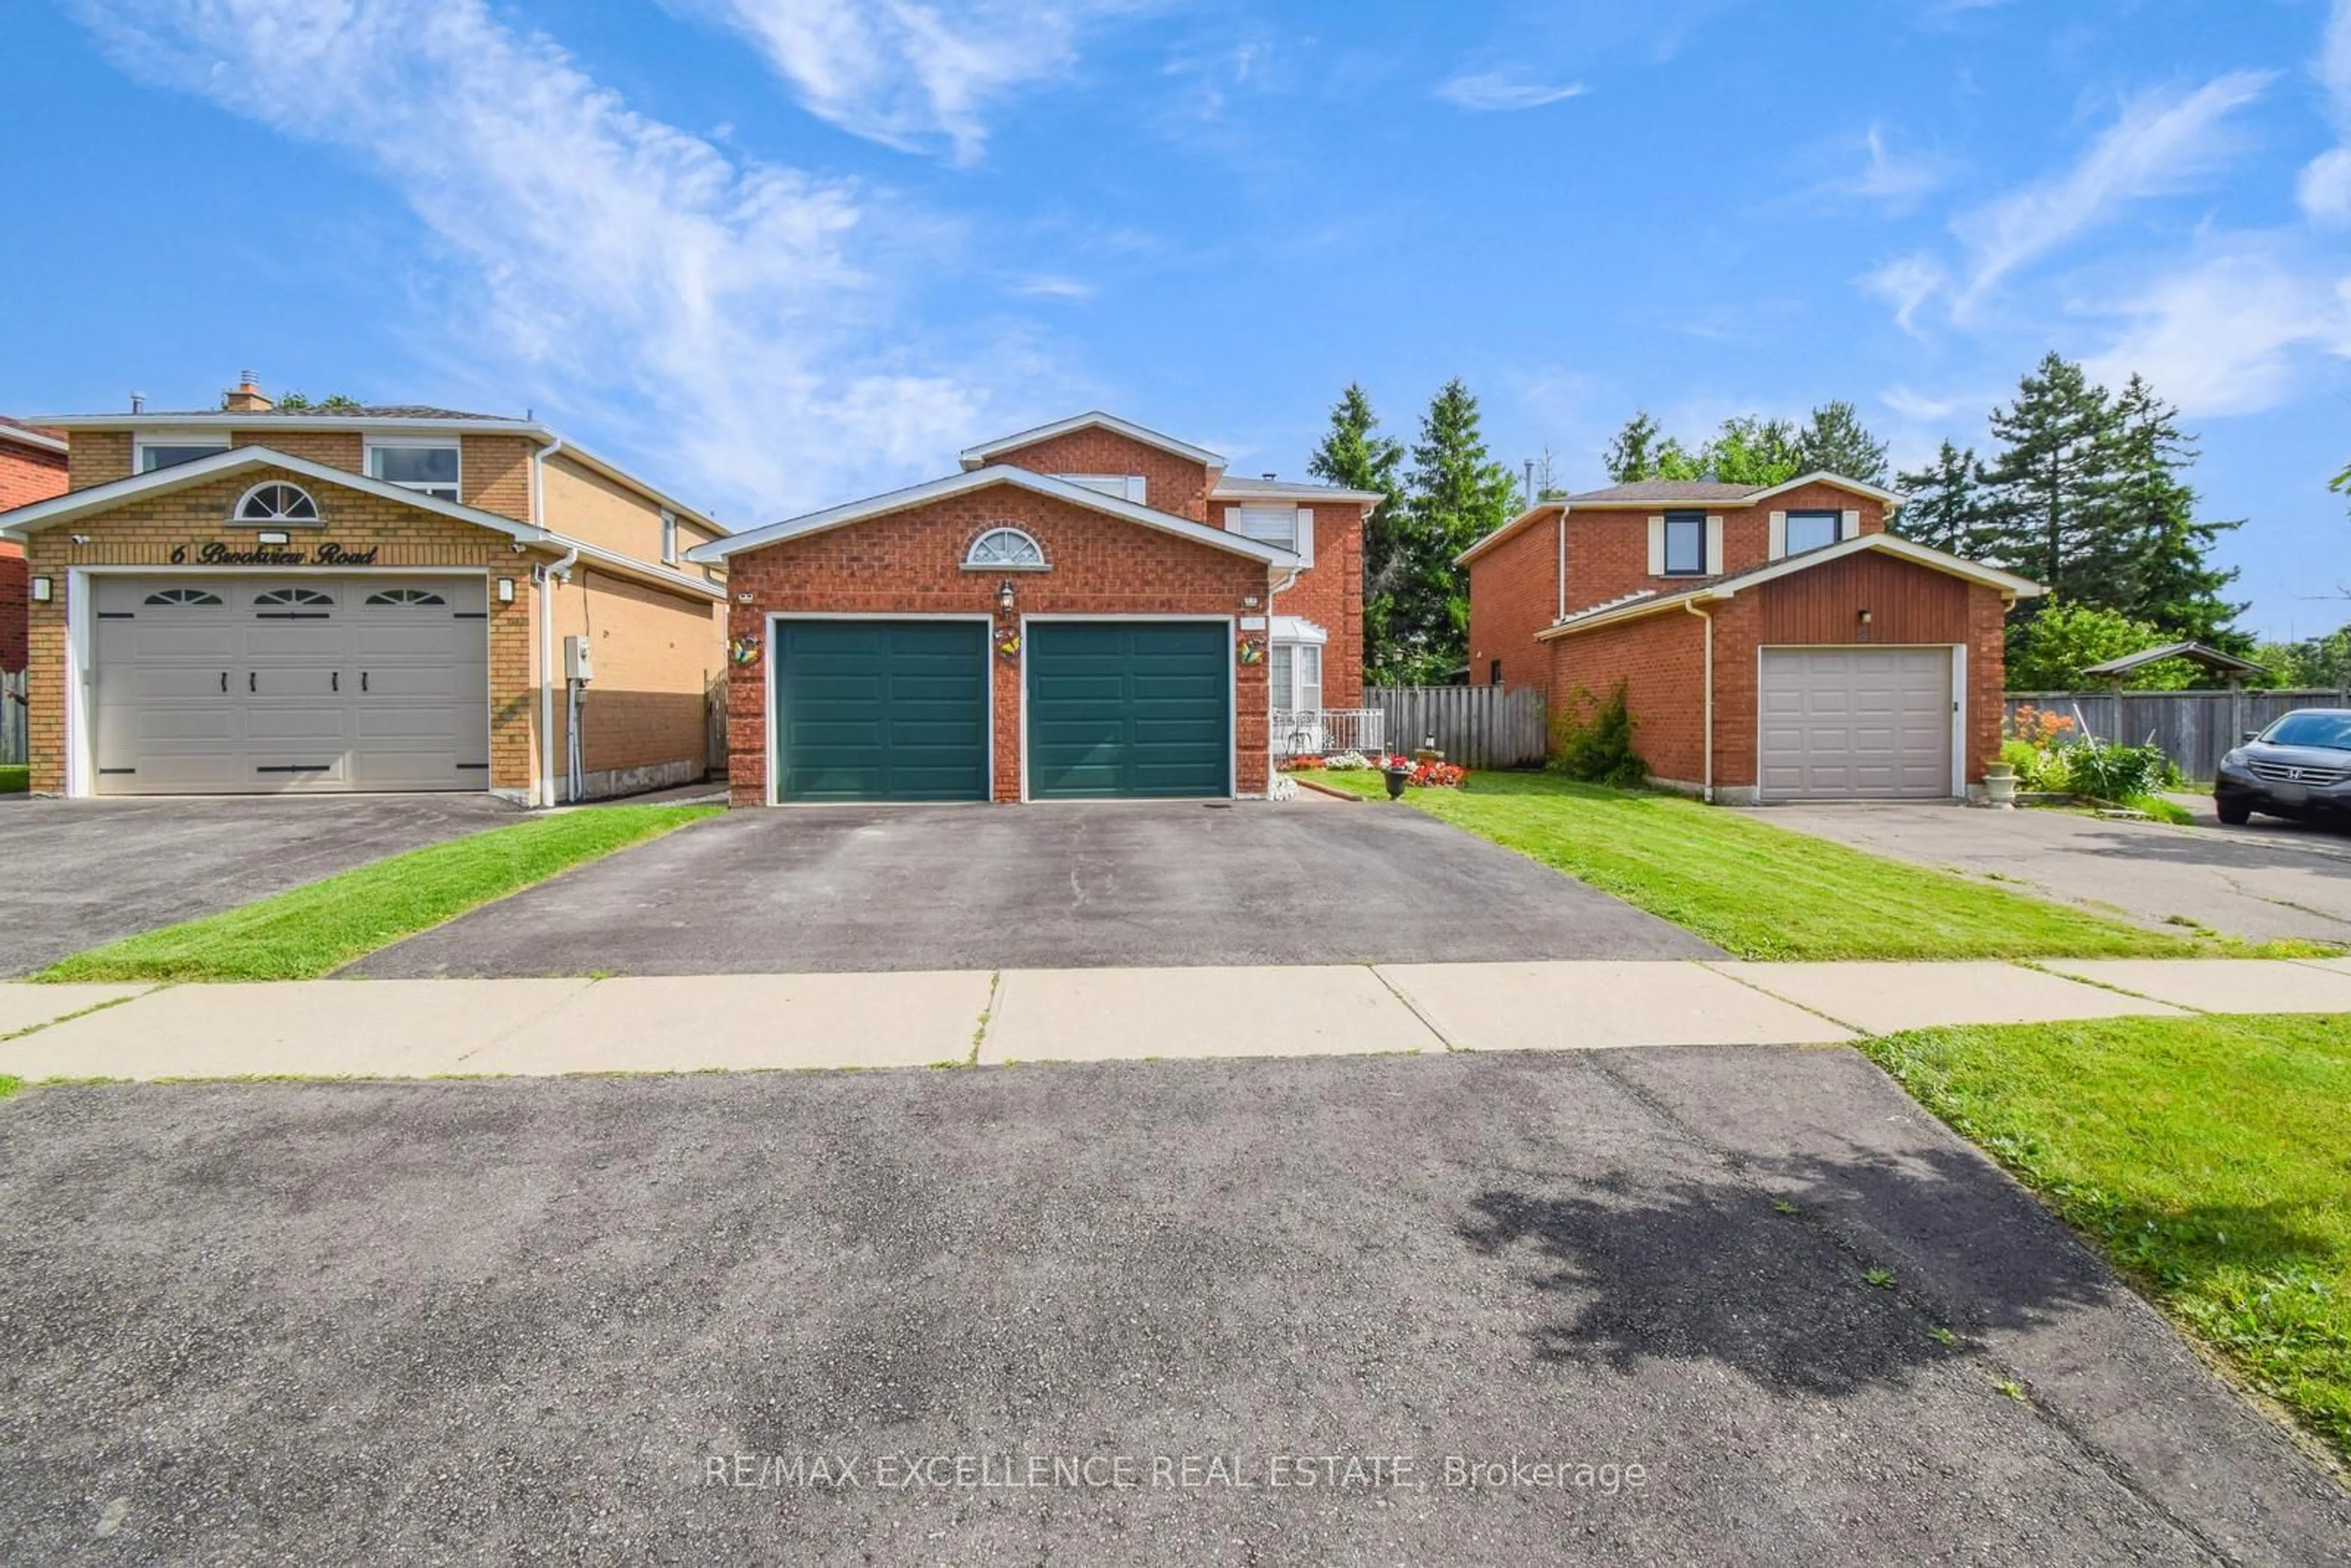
[
  {"left": 1305, "top": 768, "right": 2208, "bottom": 960},
  {"left": 1862, "top": 1013, "right": 2351, "bottom": 1466},
  {"left": 0, "top": 765, "right": 26, "bottom": 795},
  {"left": 39, "top": 805, "right": 718, "bottom": 983}
]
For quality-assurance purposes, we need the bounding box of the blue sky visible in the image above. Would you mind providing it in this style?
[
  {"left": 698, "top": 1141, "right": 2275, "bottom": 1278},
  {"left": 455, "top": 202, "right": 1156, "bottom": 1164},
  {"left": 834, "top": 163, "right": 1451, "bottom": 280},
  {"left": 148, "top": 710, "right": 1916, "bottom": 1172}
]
[{"left": 4, "top": 0, "right": 2347, "bottom": 638}]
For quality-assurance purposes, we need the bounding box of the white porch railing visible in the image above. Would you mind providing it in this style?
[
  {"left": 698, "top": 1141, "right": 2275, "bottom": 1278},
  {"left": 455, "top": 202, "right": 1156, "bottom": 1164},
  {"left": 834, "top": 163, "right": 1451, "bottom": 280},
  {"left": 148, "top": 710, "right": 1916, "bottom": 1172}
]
[{"left": 1272, "top": 707, "right": 1385, "bottom": 759}]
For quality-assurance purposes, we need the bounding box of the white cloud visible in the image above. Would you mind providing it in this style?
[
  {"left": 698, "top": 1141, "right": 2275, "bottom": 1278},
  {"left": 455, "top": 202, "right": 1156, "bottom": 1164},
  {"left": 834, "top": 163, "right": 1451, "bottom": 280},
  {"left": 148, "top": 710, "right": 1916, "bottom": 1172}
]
[
  {"left": 1831, "top": 124, "right": 1952, "bottom": 208},
  {"left": 2081, "top": 240, "right": 2351, "bottom": 416},
  {"left": 1949, "top": 70, "right": 2273, "bottom": 317},
  {"left": 689, "top": 1, "right": 1136, "bottom": 163},
  {"left": 69, "top": 0, "right": 1046, "bottom": 517},
  {"left": 1010, "top": 273, "right": 1095, "bottom": 299},
  {"left": 2300, "top": 1, "right": 2351, "bottom": 224},
  {"left": 1860, "top": 253, "right": 1947, "bottom": 335},
  {"left": 1434, "top": 70, "right": 1587, "bottom": 112},
  {"left": 1880, "top": 384, "right": 1997, "bottom": 424}
]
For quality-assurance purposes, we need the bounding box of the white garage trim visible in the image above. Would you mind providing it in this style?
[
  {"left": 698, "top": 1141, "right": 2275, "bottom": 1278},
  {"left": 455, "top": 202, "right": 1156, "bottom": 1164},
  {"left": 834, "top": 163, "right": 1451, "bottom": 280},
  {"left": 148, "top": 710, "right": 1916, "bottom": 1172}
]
[
  {"left": 762, "top": 611, "right": 996, "bottom": 808},
  {"left": 1016, "top": 613, "right": 1239, "bottom": 803},
  {"left": 61, "top": 565, "right": 493, "bottom": 800},
  {"left": 1753, "top": 643, "right": 1963, "bottom": 804}
]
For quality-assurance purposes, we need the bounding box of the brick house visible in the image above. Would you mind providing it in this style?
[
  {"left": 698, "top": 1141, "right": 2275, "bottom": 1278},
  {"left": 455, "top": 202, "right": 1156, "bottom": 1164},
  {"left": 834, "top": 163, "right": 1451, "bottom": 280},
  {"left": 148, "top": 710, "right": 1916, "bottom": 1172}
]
[
  {"left": 0, "top": 376, "right": 727, "bottom": 803},
  {"left": 1462, "top": 475, "right": 2041, "bottom": 803},
  {"left": 0, "top": 417, "right": 70, "bottom": 672},
  {"left": 687, "top": 412, "right": 1380, "bottom": 805}
]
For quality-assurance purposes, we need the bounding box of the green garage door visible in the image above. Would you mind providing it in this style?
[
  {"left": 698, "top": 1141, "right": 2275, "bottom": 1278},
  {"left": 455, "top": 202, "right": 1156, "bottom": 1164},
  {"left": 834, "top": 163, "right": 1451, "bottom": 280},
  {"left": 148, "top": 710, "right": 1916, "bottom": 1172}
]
[
  {"left": 774, "top": 620, "right": 989, "bottom": 802},
  {"left": 1026, "top": 621, "right": 1231, "bottom": 799}
]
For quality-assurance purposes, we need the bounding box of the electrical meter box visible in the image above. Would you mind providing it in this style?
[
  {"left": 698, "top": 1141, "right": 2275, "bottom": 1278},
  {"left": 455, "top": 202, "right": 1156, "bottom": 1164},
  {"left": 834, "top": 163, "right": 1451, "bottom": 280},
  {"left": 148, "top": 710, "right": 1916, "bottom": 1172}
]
[{"left": 563, "top": 635, "right": 594, "bottom": 683}]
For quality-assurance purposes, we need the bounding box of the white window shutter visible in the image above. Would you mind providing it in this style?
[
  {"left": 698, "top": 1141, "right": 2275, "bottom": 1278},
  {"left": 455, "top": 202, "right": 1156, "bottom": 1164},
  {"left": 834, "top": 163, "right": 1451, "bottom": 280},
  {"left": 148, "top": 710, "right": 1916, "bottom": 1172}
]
[
  {"left": 1840, "top": 509, "right": 1861, "bottom": 540},
  {"left": 1768, "top": 511, "right": 1787, "bottom": 560},
  {"left": 1646, "top": 516, "right": 1665, "bottom": 576},
  {"left": 1295, "top": 507, "right": 1315, "bottom": 567},
  {"left": 1223, "top": 506, "right": 1241, "bottom": 531},
  {"left": 1128, "top": 475, "right": 1148, "bottom": 505},
  {"left": 1704, "top": 516, "right": 1724, "bottom": 576}
]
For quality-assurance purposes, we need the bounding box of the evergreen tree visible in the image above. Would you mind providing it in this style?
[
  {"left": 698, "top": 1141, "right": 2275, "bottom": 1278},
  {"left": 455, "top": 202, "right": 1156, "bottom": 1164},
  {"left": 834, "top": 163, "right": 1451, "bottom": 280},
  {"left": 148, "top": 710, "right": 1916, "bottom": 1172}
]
[
  {"left": 1892, "top": 441, "right": 1990, "bottom": 555},
  {"left": 1794, "top": 400, "right": 1891, "bottom": 484},
  {"left": 1384, "top": 379, "right": 1517, "bottom": 684},
  {"left": 2102, "top": 375, "right": 2246, "bottom": 648},
  {"left": 1603, "top": 410, "right": 1664, "bottom": 482},
  {"left": 1978, "top": 352, "right": 2117, "bottom": 602},
  {"left": 1307, "top": 384, "right": 1407, "bottom": 678}
]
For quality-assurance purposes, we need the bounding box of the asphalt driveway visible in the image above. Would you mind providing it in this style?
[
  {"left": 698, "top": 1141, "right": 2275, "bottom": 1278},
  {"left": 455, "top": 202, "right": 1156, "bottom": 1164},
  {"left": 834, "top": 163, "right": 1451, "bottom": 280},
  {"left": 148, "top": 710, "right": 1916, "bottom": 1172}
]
[
  {"left": 0, "top": 793, "right": 516, "bottom": 977},
  {"left": 355, "top": 798, "right": 1718, "bottom": 976},
  {"left": 1768, "top": 801, "right": 2351, "bottom": 947},
  {"left": 1, "top": 1051, "right": 2341, "bottom": 1564}
]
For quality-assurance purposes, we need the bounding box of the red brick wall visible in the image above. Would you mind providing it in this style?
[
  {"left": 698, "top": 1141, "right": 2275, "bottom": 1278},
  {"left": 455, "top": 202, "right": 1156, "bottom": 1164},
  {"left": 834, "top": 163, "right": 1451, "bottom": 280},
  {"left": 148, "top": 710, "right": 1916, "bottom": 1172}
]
[
  {"left": 723, "top": 482, "right": 1272, "bottom": 805},
  {"left": 1, "top": 441, "right": 67, "bottom": 671},
  {"left": 1466, "top": 512, "right": 1559, "bottom": 696},
  {"left": 986, "top": 430, "right": 1213, "bottom": 523},
  {"left": 1547, "top": 610, "right": 1710, "bottom": 787},
  {"left": 1267, "top": 501, "right": 1365, "bottom": 709},
  {"left": 1561, "top": 486, "right": 1889, "bottom": 613}
]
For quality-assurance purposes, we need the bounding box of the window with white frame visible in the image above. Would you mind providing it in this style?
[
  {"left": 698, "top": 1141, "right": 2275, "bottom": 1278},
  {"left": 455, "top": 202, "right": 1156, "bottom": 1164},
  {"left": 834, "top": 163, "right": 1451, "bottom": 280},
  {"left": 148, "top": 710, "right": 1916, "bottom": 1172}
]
[
  {"left": 136, "top": 432, "right": 230, "bottom": 472},
  {"left": 365, "top": 437, "right": 461, "bottom": 501},
  {"left": 236, "top": 482, "right": 321, "bottom": 523},
  {"left": 1783, "top": 510, "right": 1840, "bottom": 555},
  {"left": 1054, "top": 473, "right": 1148, "bottom": 504},
  {"left": 1231, "top": 504, "right": 1297, "bottom": 551},
  {"left": 1269, "top": 641, "right": 1322, "bottom": 713},
  {"left": 964, "top": 526, "right": 1048, "bottom": 569}
]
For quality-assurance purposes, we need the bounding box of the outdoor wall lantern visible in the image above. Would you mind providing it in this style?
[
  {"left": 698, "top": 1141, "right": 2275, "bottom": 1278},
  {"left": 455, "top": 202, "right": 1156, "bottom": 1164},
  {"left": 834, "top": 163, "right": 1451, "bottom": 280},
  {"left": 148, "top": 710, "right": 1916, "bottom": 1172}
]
[
  {"left": 997, "top": 577, "right": 1018, "bottom": 617},
  {"left": 1857, "top": 608, "right": 1873, "bottom": 625},
  {"left": 30, "top": 577, "right": 51, "bottom": 602}
]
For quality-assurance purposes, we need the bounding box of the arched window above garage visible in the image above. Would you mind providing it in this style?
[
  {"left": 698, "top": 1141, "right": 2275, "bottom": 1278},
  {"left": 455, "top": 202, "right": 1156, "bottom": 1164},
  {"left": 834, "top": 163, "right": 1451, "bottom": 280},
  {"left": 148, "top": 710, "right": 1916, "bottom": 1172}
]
[
  {"left": 236, "top": 482, "right": 321, "bottom": 523},
  {"left": 964, "top": 527, "right": 1048, "bottom": 570},
  {"left": 365, "top": 588, "right": 447, "bottom": 607},
  {"left": 255, "top": 587, "right": 336, "bottom": 608},
  {"left": 143, "top": 587, "right": 223, "bottom": 607}
]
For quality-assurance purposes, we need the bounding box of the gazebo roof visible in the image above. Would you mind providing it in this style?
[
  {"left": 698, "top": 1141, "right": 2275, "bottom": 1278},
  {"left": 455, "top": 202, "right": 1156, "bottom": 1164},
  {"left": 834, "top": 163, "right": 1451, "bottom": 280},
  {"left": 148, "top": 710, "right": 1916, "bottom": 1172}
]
[{"left": 2079, "top": 640, "right": 2268, "bottom": 679}]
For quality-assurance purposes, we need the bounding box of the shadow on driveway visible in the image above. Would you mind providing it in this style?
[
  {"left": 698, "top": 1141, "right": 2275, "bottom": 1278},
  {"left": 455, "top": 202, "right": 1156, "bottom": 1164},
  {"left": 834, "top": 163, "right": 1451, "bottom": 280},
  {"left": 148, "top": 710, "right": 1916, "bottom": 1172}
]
[{"left": 354, "top": 799, "right": 1720, "bottom": 975}]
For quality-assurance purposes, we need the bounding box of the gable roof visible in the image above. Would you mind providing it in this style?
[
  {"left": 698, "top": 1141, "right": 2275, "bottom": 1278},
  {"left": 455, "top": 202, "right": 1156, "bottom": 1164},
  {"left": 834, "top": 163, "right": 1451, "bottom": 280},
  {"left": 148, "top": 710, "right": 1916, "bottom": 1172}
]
[
  {"left": 0, "top": 446, "right": 722, "bottom": 602},
  {"left": 1209, "top": 475, "right": 1386, "bottom": 505},
  {"left": 1534, "top": 532, "right": 2042, "bottom": 640},
  {"left": 31, "top": 408, "right": 549, "bottom": 437},
  {"left": 2080, "top": 640, "right": 2267, "bottom": 678},
  {"left": 958, "top": 412, "right": 1226, "bottom": 475},
  {"left": 684, "top": 464, "right": 1298, "bottom": 569}
]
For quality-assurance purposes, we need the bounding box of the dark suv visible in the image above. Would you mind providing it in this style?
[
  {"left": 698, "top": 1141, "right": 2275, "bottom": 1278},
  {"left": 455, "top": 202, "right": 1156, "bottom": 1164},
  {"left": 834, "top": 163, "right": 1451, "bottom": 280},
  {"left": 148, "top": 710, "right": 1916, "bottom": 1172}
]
[{"left": 2213, "top": 708, "right": 2351, "bottom": 826}]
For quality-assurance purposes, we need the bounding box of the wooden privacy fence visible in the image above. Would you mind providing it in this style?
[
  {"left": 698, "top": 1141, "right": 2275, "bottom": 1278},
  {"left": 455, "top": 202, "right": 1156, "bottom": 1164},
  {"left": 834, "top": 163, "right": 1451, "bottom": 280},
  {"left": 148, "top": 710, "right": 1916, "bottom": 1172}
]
[
  {"left": 1367, "top": 684, "right": 1548, "bottom": 769},
  {"left": 1, "top": 670, "right": 26, "bottom": 767},
  {"left": 2004, "top": 687, "right": 2350, "bottom": 782}
]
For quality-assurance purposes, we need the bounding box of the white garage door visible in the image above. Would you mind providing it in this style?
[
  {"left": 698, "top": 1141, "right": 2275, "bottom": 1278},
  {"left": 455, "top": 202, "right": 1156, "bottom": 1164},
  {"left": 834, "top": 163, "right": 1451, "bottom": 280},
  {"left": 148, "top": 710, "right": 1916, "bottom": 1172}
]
[
  {"left": 1758, "top": 647, "right": 1954, "bottom": 801},
  {"left": 91, "top": 576, "right": 490, "bottom": 795}
]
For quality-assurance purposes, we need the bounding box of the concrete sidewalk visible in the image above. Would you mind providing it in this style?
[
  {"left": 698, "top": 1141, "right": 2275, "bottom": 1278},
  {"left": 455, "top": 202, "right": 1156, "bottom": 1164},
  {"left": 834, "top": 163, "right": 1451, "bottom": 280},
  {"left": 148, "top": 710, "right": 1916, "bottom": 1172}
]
[{"left": 3, "top": 955, "right": 2348, "bottom": 1081}]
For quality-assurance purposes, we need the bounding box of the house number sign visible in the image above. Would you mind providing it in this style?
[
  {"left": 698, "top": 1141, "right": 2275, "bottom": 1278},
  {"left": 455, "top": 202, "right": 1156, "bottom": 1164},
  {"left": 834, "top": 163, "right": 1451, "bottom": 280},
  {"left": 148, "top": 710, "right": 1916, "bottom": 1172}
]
[{"left": 169, "top": 541, "right": 383, "bottom": 566}]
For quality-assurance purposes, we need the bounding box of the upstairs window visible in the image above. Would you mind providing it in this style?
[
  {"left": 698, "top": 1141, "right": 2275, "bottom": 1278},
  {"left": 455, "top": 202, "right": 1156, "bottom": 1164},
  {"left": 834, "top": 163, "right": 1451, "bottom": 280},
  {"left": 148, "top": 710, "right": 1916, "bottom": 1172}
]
[
  {"left": 1231, "top": 505, "right": 1297, "bottom": 551},
  {"left": 965, "top": 527, "right": 1048, "bottom": 569},
  {"left": 137, "top": 433, "right": 230, "bottom": 472},
  {"left": 1662, "top": 512, "right": 1706, "bottom": 576},
  {"left": 366, "top": 438, "right": 461, "bottom": 501},
  {"left": 1784, "top": 511, "right": 1840, "bottom": 556},
  {"left": 1055, "top": 473, "right": 1148, "bottom": 504},
  {"left": 236, "top": 482, "right": 321, "bottom": 523}
]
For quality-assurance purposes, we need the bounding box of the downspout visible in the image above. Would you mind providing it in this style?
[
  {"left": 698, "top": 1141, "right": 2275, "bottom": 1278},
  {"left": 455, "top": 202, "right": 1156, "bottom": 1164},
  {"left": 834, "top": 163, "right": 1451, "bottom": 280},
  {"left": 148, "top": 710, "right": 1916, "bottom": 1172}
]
[
  {"left": 1263, "top": 563, "right": 1300, "bottom": 792},
  {"left": 532, "top": 432, "right": 570, "bottom": 808},
  {"left": 1554, "top": 505, "right": 1567, "bottom": 623},
  {"left": 1683, "top": 599, "right": 1714, "bottom": 803}
]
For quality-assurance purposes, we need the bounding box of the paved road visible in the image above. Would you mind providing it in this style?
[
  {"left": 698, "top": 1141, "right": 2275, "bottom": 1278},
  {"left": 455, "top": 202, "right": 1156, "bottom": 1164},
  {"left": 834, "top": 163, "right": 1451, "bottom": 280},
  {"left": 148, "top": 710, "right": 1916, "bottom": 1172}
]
[
  {"left": 1768, "top": 801, "right": 2351, "bottom": 947},
  {"left": 356, "top": 800, "right": 1719, "bottom": 975},
  {"left": 1, "top": 1052, "right": 2341, "bottom": 1564},
  {"left": 0, "top": 793, "right": 517, "bottom": 976}
]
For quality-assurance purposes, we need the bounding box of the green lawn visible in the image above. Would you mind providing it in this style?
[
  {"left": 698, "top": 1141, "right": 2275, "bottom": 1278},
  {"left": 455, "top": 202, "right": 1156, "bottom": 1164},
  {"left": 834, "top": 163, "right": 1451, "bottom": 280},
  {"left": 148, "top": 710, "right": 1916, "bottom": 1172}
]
[
  {"left": 0, "top": 765, "right": 26, "bottom": 795},
  {"left": 1863, "top": 1013, "right": 2351, "bottom": 1465},
  {"left": 39, "top": 805, "right": 718, "bottom": 983},
  {"left": 1303, "top": 769, "right": 2200, "bottom": 959}
]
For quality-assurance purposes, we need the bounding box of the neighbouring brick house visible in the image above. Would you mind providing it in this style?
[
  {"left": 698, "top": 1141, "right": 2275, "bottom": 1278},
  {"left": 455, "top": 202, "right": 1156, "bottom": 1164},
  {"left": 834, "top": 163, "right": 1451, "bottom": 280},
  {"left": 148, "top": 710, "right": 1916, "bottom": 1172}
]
[
  {"left": 1462, "top": 475, "right": 2041, "bottom": 803},
  {"left": 688, "top": 412, "right": 1380, "bottom": 805},
  {"left": 1, "top": 417, "right": 70, "bottom": 672},
  {"left": 0, "top": 375, "right": 727, "bottom": 802}
]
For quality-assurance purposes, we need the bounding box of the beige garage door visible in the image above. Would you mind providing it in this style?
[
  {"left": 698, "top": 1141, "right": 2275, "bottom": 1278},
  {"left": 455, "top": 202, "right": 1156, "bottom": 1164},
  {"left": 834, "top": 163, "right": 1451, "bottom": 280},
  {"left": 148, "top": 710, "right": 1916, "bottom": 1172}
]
[
  {"left": 92, "top": 576, "right": 490, "bottom": 795},
  {"left": 1758, "top": 647, "right": 1954, "bottom": 801}
]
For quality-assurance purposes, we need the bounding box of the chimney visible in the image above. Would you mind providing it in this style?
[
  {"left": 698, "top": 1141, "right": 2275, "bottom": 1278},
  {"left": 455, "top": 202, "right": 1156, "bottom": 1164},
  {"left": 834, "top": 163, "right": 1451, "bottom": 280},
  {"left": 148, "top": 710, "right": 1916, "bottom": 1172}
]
[{"left": 222, "top": 369, "right": 272, "bottom": 413}]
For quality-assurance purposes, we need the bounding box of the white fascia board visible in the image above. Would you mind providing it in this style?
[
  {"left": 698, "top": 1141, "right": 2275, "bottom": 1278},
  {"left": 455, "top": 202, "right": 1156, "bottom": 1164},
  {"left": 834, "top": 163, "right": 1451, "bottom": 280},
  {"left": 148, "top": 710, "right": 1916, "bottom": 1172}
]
[
  {"left": 1744, "top": 470, "right": 1907, "bottom": 508},
  {"left": 1210, "top": 481, "right": 1386, "bottom": 505},
  {"left": 31, "top": 413, "right": 552, "bottom": 438},
  {"left": 0, "top": 445, "right": 549, "bottom": 545},
  {"left": 0, "top": 424, "right": 67, "bottom": 455},
  {"left": 1709, "top": 530, "right": 2042, "bottom": 597},
  {"left": 553, "top": 533, "right": 727, "bottom": 601},
  {"left": 686, "top": 465, "right": 1298, "bottom": 568},
  {"left": 1457, "top": 503, "right": 1562, "bottom": 566},
  {"left": 957, "top": 411, "right": 1225, "bottom": 473}
]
